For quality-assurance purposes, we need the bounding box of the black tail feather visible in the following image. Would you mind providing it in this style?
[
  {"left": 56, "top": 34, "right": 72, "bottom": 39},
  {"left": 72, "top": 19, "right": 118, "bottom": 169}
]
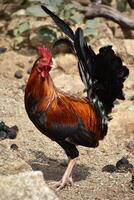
[
  {"left": 92, "top": 46, "right": 129, "bottom": 114},
  {"left": 41, "top": 5, "right": 129, "bottom": 116},
  {"left": 74, "top": 28, "right": 94, "bottom": 88},
  {"left": 41, "top": 5, "right": 74, "bottom": 40}
]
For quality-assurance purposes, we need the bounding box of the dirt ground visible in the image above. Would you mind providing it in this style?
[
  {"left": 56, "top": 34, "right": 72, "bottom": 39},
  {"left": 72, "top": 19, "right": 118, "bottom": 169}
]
[{"left": 0, "top": 14, "right": 134, "bottom": 200}]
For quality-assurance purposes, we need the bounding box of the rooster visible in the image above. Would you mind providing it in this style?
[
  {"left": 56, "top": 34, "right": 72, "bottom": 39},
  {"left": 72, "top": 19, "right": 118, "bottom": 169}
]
[{"left": 24, "top": 5, "right": 129, "bottom": 191}]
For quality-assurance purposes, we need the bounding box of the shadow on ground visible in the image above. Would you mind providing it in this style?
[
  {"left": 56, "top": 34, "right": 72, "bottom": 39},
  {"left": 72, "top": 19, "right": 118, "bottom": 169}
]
[{"left": 27, "top": 149, "right": 90, "bottom": 182}]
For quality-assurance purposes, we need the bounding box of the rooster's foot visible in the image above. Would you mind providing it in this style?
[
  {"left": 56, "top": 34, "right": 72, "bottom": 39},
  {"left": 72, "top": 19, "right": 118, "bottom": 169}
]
[
  {"left": 49, "top": 158, "right": 77, "bottom": 191},
  {"left": 49, "top": 176, "right": 73, "bottom": 191}
]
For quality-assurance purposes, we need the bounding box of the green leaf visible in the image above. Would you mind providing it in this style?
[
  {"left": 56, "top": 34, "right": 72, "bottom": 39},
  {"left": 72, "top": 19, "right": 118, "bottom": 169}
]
[{"left": 13, "top": 21, "right": 30, "bottom": 37}]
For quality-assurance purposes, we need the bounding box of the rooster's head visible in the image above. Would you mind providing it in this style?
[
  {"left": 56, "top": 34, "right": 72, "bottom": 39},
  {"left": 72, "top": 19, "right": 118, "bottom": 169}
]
[{"left": 36, "top": 47, "right": 53, "bottom": 78}]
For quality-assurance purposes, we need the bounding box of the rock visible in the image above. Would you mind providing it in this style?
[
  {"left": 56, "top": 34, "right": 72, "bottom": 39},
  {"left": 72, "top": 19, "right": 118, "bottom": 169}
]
[
  {"left": 116, "top": 157, "right": 129, "bottom": 167},
  {"left": 0, "top": 144, "right": 32, "bottom": 175},
  {"left": 7, "top": 128, "right": 18, "bottom": 139},
  {"left": 0, "top": 131, "right": 7, "bottom": 140},
  {"left": 14, "top": 70, "right": 23, "bottom": 79},
  {"left": 102, "top": 164, "right": 117, "bottom": 173},
  {"left": 0, "top": 47, "right": 7, "bottom": 54},
  {"left": 0, "top": 122, "right": 18, "bottom": 140},
  {"left": 0, "top": 171, "right": 58, "bottom": 200},
  {"left": 10, "top": 143, "right": 19, "bottom": 151},
  {"left": 116, "top": 157, "right": 133, "bottom": 173}
]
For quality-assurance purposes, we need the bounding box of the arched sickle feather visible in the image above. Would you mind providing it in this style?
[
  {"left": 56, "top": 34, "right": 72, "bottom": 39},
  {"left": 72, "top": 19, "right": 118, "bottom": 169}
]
[
  {"left": 74, "top": 28, "right": 95, "bottom": 76},
  {"left": 74, "top": 28, "right": 95, "bottom": 87},
  {"left": 41, "top": 5, "right": 74, "bottom": 41}
]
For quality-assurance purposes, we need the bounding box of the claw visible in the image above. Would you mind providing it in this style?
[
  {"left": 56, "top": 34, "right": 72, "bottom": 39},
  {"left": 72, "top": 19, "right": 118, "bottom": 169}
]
[
  {"left": 49, "top": 176, "right": 73, "bottom": 191},
  {"left": 49, "top": 158, "right": 77, "bottom": 191}
]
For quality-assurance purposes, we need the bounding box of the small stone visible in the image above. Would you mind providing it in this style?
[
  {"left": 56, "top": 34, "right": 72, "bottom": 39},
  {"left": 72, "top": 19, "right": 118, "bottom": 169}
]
[
  {"left": 7, "top": 125, "right": 18, "bottom": 139},
  {"left": 10, "top": 125, "right": 19, "bottom": 133},
  {"left": 102, "top": 164, "right": 117, "bottom": 173},
  {"left": 116, "top": 157, "right": 133, "bottom": 172},
  {"left": 14, "top": 70, "right": 23, "bottom": 79},
  {"left": 10, "top": 144, "right": 19, "bottom": 151},
  {"left": 116, "top": 157, "right": 129, "bottom": 167},
  {"left": 0, "top": 122, "right": 18, "bottom": 140},
  {"left": 8, "top": 130, "right": 17, "bottom": 139},
  {"left": 0, "top": 47, "right": 7, "bottom": 54}
]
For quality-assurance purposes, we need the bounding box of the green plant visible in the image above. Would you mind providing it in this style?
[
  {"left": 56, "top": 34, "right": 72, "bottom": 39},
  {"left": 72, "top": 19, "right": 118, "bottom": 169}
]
[{"left": 13, "top": 21, "right": 30, "bottom": 45}]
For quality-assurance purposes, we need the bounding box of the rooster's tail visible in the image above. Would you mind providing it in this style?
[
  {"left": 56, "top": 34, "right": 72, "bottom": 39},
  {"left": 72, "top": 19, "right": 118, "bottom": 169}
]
[
  {"left": 74, "top": 29, "right": 128, "bottom": 117},
  {"left": 41, "top": 5, "right": 129, "bottom": 131}
]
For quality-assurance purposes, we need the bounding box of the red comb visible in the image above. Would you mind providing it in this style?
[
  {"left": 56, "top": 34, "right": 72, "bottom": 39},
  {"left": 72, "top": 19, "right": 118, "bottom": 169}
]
[
  {"left": 37, "top": 47, "right": 52, "bottom": 59},
  {"left": 37, "top": 47, "right": 53, "bottom": 66}
]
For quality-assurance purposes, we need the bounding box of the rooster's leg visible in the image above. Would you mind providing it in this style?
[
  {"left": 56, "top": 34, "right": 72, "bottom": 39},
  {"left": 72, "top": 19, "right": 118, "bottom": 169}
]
[{"left": 50, "top": 157, "right": 77, "bottom": 191}]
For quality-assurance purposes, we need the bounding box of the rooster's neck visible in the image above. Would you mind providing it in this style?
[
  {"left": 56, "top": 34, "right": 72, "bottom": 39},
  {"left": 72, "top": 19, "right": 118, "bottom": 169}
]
[
  {"left": 25, "top": 67, "right": 56, "bottom": 100},
  {"left": 42, "top": 74, "right": 56, "bottom": 96}
]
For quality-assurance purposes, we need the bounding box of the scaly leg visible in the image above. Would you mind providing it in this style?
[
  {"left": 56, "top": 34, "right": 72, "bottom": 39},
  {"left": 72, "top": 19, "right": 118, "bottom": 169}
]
[{"left": 50, "top": 157, "right": 77, "bottom": 191}]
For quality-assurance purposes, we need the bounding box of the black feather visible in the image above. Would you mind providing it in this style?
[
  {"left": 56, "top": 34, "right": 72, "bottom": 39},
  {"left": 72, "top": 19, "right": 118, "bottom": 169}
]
[
  {"left": 92, "top": 46, "right": 129, "bottom": 114},
  {"left": 74, "top": 28, "right": 96, "bottom": 90},
  {"left": 41, "top": 5, "right": 74, "bottom": 40}
]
